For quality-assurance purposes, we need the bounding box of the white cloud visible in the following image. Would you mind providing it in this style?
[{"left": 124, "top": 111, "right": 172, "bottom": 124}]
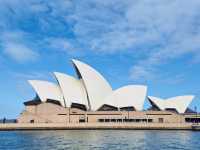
[
  {"left": 43, "top": 37, "right": 85, "bottom": 57},
  {"left": 1, "top": 31, "right": 39, "bottom": 62},
  {"left": 3, "top": 42, "right": 39, "bottom": 62},
  {"left": 119, "top": 0, "right": 200, "bottom": 81},
  {"left": 129, "top": 66, "right": 153, "bottom": 81},
  {"left": 1, "top": 0, "right": 200, "bottom": 54},
  {"left": 46, "top": 38, "right": 75, "bottom": 52},
  {"left": 1, "top": 0, "right": 200, "bottom": 80},
  {"left": 129, "top": 32, "right": 200, "bottom": 81},
  {"left": 60, "top": 0, "right": 200, "bottom": 72},
  {"left": 13, "top": 71, "right": 52, "bottom": 81}
]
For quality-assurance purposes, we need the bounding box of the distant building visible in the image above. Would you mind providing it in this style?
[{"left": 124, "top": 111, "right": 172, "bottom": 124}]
[{"left": 18, "top": 59, "right": 199, "bottom": 124}]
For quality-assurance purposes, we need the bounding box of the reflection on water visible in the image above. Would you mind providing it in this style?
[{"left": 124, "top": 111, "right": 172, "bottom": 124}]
[{"left": 0, "top": 130, "right": 200, "bottom": 150}]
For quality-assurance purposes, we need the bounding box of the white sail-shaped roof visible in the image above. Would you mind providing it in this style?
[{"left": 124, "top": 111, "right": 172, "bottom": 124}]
[
  {"left": 72, "top": 59, "right": 113, "bottom": 110},
  {"left": 28, "top": 80, "right": 65, "bottom": 107},
  {"left": 54, "top": 72, "right": 88, "bottom": 108},
  {"left": 102, "top": 85, "right": 147, "bottom": 111},
  {"left": 148, "top": 95, "right": 195, "bottom": 113}
]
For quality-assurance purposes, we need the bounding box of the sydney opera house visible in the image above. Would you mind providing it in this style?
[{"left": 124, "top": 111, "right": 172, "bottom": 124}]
[{"left": 18, "top": 59, "right": 198, "bottom": 125}]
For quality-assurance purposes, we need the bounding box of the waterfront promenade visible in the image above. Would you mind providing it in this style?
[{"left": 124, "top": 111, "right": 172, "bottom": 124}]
[{"left": 0, "top": 123, "right": 194, "bottom": 130}]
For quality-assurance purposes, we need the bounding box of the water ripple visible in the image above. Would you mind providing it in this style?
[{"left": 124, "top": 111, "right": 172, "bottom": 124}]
[{"left": 0, "top": 130, "right": 200, "bottom": 150}]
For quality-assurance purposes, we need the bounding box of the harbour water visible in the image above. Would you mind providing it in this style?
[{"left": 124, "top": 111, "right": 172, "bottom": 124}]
[{"left": 0, "top": 130, "right": 200, "bottom": 150}]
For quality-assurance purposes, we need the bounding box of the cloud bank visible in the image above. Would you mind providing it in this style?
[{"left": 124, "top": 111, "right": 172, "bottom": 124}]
[{"left": 0, "top": 0, "right": 200, "bottom": 80}]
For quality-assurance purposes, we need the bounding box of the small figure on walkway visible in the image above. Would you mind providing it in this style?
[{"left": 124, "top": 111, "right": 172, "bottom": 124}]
[{"left": 3, "top": 117, "right": 6, "bottom": 124}]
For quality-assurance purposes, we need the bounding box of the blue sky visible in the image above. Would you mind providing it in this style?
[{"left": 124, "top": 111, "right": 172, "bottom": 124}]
[{"left": 0, "top": 0, "right": 200, "bottom": 118}]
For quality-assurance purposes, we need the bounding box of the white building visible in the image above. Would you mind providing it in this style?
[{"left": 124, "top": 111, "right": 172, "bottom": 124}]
[
  {"left": 148, "top": 96, "right": 195, "bottom": 113},
  {"left": 18, "top": 59, "right": 196, "bottom": 124},
  {"left": 28, "top": 59, "right": 148, "bottom": 111}
]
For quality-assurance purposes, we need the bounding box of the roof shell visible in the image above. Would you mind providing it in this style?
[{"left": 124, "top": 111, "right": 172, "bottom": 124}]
[
  {"left": 28, "top": 80, "right": 65, "bottom": 107},
  {"left": 102, "top": 85, "right": 147, "bottom": 111},
  {"left": 54, "top": 72, "right": 88, "bottom": 108},
  {"left": 148, "top": 95, "right": 195, "bottom": 113},
  {"left": 72, "top": 59, "right": 113, "bottom": 110}
]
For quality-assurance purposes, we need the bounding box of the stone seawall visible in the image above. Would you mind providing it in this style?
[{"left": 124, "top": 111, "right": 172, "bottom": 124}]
[{"left": 0, "top": 123, "right": 195, "bottom": 130}]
